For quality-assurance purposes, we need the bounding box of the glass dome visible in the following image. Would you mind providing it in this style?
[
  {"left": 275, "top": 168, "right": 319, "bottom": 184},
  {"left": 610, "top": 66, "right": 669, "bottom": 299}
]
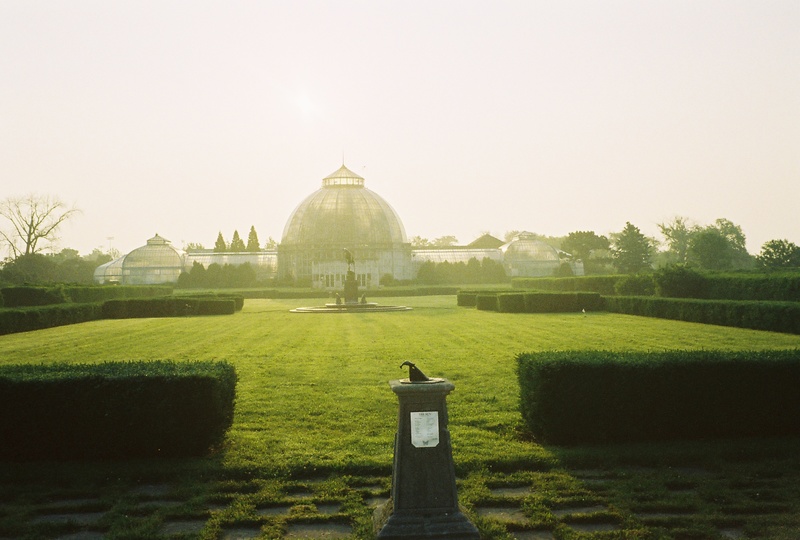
[
  {"left": 123, "top": 234, "right": 185, "bottom": 268},
  {"left": 281, "top": 165, "right": 407, "bottom": 247},
  {"left": 93, "top": 256, "right": 124, "bottom": 284},
  {"left": 501, "top": 232, "right": 560, "bottom": 261}
]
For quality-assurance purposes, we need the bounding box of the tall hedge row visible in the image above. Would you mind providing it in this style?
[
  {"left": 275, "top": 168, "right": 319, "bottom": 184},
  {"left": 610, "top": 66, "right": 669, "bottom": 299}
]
[
  {"left": 517, "top": 350, "right": 800, "bottom": 445},
  {"left": 605, "top": 296, "right": 800, "bottom": 334},
  {"left": 0, "top": 361, "right": 237, "bottom": 460},
  {"left": 704, "top": 274, "right": 800, "bottom": 302}
]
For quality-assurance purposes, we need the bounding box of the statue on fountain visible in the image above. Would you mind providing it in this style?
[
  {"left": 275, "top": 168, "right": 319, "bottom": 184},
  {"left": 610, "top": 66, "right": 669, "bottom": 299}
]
[{"left": 342, "top": 248, "right": 359, "bottom": 304}]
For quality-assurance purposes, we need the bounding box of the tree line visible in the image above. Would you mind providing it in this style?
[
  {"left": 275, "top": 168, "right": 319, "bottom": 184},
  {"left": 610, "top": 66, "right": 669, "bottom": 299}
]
[{"left": 2, "top": 193, "right": 799, "bottom": 286}]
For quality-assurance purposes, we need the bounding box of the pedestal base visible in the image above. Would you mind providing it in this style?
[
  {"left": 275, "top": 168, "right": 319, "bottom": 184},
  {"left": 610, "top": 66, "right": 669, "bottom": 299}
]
[{"left": 374, "top": 500, "right": 480, "bottom": 540}]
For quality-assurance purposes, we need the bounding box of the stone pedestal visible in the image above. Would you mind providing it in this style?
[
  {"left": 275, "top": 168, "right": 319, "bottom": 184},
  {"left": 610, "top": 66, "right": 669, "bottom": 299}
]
[
  {"left": 343, "top": 270, "right": 359, "bottom": 303},
  {"left": 374, "top": 379, "right": 480, "bottom": 540}
]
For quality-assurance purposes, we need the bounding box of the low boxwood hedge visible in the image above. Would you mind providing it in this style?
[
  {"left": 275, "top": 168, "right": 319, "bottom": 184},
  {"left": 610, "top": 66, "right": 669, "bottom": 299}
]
[
  {"left": 512, "top": 276, "right": 620, "bottom": 295},
  {"left": 0, "top": 360, "right": 237, "bottom": 459},
  {"left": 102, "top": 297, "right": 236, "bottom": 319},
  {"left": 0, "top": 303, "right": 103, "bottom": 336},
  {"left": 517, "top": 349, "right": 800, "bottom": 445},
  {"left": 605, "top": 296, "right": 800, "bottom": 334}
]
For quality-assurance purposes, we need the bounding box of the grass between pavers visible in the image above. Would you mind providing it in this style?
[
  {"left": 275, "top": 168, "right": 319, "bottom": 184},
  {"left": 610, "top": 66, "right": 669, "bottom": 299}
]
[{"left": 0, "top": 296, "right": 799, "bottom": 539}]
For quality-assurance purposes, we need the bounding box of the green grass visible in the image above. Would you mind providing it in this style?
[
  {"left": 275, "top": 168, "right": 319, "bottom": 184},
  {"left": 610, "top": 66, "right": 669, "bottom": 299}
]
[{"left": 1, "top": 296, "right": 800, "bottom": 539}]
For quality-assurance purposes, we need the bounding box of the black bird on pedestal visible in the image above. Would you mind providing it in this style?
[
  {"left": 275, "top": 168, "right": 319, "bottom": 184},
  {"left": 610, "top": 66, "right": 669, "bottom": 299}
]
[{"left": 400, "top": 361, "right": 431, "bottom": 382}]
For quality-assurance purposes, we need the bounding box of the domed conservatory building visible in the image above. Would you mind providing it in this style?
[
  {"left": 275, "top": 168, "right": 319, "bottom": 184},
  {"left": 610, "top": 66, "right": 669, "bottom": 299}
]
[
  {"left": 94, "top": 165, "right": 581, "bottom": 286},
  {"left": 278, "top": 165, "right": 413, "bottom": 287}
]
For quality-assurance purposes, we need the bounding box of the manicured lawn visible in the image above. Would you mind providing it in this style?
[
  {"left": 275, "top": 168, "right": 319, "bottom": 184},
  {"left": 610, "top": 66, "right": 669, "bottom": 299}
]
[{"left": 1, "top": 296, "right": 799, "bottom": 539}]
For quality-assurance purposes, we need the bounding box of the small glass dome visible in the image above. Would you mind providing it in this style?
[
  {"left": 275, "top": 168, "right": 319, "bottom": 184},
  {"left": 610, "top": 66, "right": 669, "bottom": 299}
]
[
  {"left": 123, "top": 234, "right": 185, "bottom": 268},
  {"left": 93, "top": 256, "right": 124, "bottom": 284},
  {"left": 501, "top": 232, "right": 561, "bottom": 261},
  {"left": 501, "top": 232, "right": 562, "bottom": 277}
]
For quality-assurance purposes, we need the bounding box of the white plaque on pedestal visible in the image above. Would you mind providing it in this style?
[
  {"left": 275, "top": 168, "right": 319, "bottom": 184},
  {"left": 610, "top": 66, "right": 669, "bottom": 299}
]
[{"left": 410, "top": 411, "right": 439, "bottom": 448}]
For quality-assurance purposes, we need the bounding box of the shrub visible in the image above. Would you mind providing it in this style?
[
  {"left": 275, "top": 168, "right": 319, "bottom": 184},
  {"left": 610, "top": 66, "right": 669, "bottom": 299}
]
[
  {"left": 0, "top": 360, "right": 237, "bottom": 459},
  {"left": 517, "top": 350, "right": 800, "bottom": 444}
]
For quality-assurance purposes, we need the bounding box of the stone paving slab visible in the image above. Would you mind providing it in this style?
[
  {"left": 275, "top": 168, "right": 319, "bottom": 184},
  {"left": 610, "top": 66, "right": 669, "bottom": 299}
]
[
  {"left": 509, "top": 531, "right": 555, "bottom": 540},
  {"left": 222, "top": 526, "right": 263, "bottom": 539},
  {"left": 551, "top": 505, "right": 607, "bottom": 517},
  {"left": 490, "top": 486, "right": 532, "bottom": 497},
  {"left": 161, "top": 519, "right": 206, "bottom": 535},
  {"left": 284, "top": 523, "right": 353, "bottom": 539},
  {"left": 257, "top": 504, "right": 293, "bottom": 516},
  {"left": 476, "top": 505, "right": 529, "bottom": 524},
  {"left": 30, "top": 512, "right": 106, "bottom": 525}
]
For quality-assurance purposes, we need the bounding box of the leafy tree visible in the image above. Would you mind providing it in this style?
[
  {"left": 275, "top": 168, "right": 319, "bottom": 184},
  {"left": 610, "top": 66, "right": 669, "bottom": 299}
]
[
  {"left": 410, "top": 236, "right": 432, "bottom": 248},
  {"left": 214, "top": 232, "right": 227, "bottom": 253},
  {"left": 0, "top": 249, "right": 101, "bottom": 285},
  {"left": 230, "top": 230, "right": 246, "bottom": 252},
  {"left": 0, "top": 194, "right": 80, "bottom": 257},
  {"left": 264, "top": 236, "right": 278, "bottom": 250},
  {"left": 561, "top": 231, "right": 609, "bottom": 262},
  {"left": 658, "top": 216, "right": 697, "bottom": 264},
  {"left": 184, "top": 242, "right": 205, "bottom": 252},
  {"left": 246, "top": 226, "right": 260, "bottom": 252},
  {"left": 504, "top": 230, "right": 521, "bottom": 243},
  {"left": 432, "top": 235, "right": 458, "bottom": 247},
  {"left": 756, "top": 239, "right": 800, "bottom": 268},
  {"left": 688, "top": 228, "right": 732, "bottom": 270},
  {"left": 610, "top": 222, "right": 654, "bottom": 274},
  {"left": 712, "top": 218, "right": 752, "bottom": 268}
]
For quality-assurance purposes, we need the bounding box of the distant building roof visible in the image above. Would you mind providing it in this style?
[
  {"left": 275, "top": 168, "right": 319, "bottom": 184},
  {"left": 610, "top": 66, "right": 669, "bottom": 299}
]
[{"left": 467, "top": 233, "right": 505, "bottom": 249}]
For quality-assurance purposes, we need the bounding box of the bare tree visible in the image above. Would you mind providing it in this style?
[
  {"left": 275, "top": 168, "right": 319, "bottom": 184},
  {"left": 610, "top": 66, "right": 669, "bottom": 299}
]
[{"left": 0, "top": 194, "right": 80, "bottom": 257}]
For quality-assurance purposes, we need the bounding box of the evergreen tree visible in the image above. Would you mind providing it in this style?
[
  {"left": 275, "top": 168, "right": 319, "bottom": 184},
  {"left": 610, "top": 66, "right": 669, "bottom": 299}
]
[
  {"left": 230, "top": 230, "right": 246, "bottom": 252},
  {"left": 611, "top": 222, "right": 654, "bottom": 274},
  {"left": 214, "top": 232, "right": 227, "bottom": 253},
  {"left": 246, "top": 226, "right": 260, "bottom": 252}
]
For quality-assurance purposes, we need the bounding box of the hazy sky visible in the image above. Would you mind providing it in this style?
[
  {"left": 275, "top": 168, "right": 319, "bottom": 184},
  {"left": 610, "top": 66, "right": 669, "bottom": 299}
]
[{"left": 2, "top": 1, "right": 798, "bottom": 256}]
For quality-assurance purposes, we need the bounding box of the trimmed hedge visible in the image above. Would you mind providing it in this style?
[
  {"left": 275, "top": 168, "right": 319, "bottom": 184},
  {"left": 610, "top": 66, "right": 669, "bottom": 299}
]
[
  {"left": 0, "top": 285, "right": 173, "bottom": 307},
  {"left": 65, "top": 285, "right": 174, "bottom": 304},
  {"left": 475, "top": 294, "right": 500, "bottom": 311},
  {"left": 175, "top": 293, "right": 245, "bottom": 311},
  {"left": 466, "top": 290, "right": 604, "bottom": 313},
  {"left": 512, "top": 276, "right": 620, "bottom": 295},
  {"left": 0, "top": 360, "right": 237, "bottom": 459},
  {"left": 517, "top": 349, "right": 800, "bottom": 445},
  {"left": 0, "top": 303, "right": 103, "bottom": 336},
  {"left": 705, "top": 274, "right": 800, "bottom": 302},
  {"left": 524, "top": 292, "right": 603, "bottom": 313},
  {"left": 605, "top": 296, "right": 800, "bottom": 334},
  {"left": 497, "top": 293, "right": 526, "bottom": 313},
  {"left": 102, "top": 298, "right": 236, "bottom": 319},
  {"left": 0, "top": 286, "right": 69, "bottom": 307}
]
